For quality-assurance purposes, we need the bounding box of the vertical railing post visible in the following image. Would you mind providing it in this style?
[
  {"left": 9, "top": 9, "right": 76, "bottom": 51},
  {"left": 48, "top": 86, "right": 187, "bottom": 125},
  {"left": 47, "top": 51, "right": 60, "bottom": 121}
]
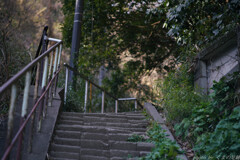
[
  {"left": 47, "top": 51, "right": 54, "bottom": 107},
  {"left": 53, "top": 47, "right": 58, "bottom": 75},
  {"left": 101, "top": 91, "right": 105, "bottom": 113},
  {"left": 54, "top": 44, "right": 62, "bottom": 95},
  {"left": 17, "top": 71, "right": 31, "bottom": 160},
  {"left": 28, "top": 62, "right": 40, "bottom": 153},
  {"left": 6, "top": 85, "right": 17, "bottom": 149},
  {"left": 42, "top": 56, "right": 49, "bottom": 118},
  {"left": 57, "top": 44, "right": 62, "bottom": 69},
  {"left": 135, "top": 100, "right": 137, "bottom": 112},
  {"left": 84, "top": 80, "right": 88, "bottom": 113},
  {"left": 38, "top": 55, "right": 48, "bottom": 132},
  {"left": 115, "top": 100, "right": 118, "bottom": 113},
  {"left": 64, "top": 66, "right": 69, "bottom": 106},
  {"left": 53, "top": 47, "right": 58, "bottom": 97}
]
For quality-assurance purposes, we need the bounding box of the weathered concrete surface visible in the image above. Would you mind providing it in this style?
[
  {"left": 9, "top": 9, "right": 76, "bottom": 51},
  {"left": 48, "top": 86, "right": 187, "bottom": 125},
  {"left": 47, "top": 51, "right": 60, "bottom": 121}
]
[
  {"left": 195, "top": 30, "right": 239, "bottom": 94},
  {"left": 0, "top": 87, "right": 62, "bottom": 160},
  {"left": 23, "top": 97, "right": 61, "bottom": 160},
  {"left": 144, "top": 102, "right": 188, "bottom": 160},
  {"left": 48, "top": 111, "right": 155, "bottom": 160}
]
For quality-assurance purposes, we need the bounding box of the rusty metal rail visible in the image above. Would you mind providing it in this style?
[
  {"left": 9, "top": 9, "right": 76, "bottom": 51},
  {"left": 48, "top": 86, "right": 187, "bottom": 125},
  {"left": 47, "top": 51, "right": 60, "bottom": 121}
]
[
  {"left": 63, "top": 63, "right": 143, "bottom": 113},
  {"left": 0, "top": 27, "right": 63, "bottom": 160},
  {"left": 0, "top": 27, "right": 143, "bottom": 160}
]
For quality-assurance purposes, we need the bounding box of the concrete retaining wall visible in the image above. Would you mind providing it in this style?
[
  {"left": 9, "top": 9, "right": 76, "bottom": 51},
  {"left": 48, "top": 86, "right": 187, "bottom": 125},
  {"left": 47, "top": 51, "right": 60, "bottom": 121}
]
[{"left": 194, "top": 30, "right": 240, "bottom": 94}]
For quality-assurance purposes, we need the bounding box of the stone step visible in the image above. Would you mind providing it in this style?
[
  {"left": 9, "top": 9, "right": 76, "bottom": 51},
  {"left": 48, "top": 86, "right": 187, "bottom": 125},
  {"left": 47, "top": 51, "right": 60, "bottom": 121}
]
[
  {"left": 80, "top": 155, "right": 108, "bottom": 160},
  {"left": 108, "top": 133, "right": 132, "bottom": 141},
  {"left": 56, "top": 125, "right": 107, "bottom": 133},
  {"left": 81, "top": 139, "right": 109, "bottom": 150},
  {"left": 83, "top": 117, "right": 128, "bottom": 123},
  {"left": 49, "top": 158, "right": 78, "bottom": 160},
  {"left": 61, "top": 112, "right": 85, "bottom": 117},
  {"left": 55, "top": 130, "right": 81, "bottom": 139},
  {"left": 109, "top": 141, "right": 137, "bottom": 151},
  {"left": 50, "top": 151, "right": 79, "bottom": 159},
  {"left": 139, "top": 151, "right": 151, "bottom": 157},
  {"left": 58, "top": 119, "right": 84, "bottom": 125},
  {"left": 50, "top": 143, "right": 80, "bottom": 153},
  {"left": 105, "top": 114, "right": 142, "bottom": 119},
  {"left": 128, "top": 119, "right": 149, "bottom": 124},
  {"left": 81, "top": 132, "right": 108, "bottom": 142},
  {"left": 61, "top": 111, "right": 143, "bottom": 117},
  {"left": 80, "top": 148, "right": 109, "bottom": 157},
  {"left": 110, "top": 149, "right": 139, "bottom": 158},
  {"left": 60, "top": 113, "right": 146, "bottom": 123},
  {"left": 83, "top": 122, "right": 147, "bottom": 128},
  {"left": 53, "top": 137, "right": 80, "bottom": 146},
  {"left": 56, "top": 124, "right": 146, "bottom": 133},
  {"left": 49, "top": 112, "right": 153, "bottom": 160},
  {"left": 59, "top": 115, "right": 83, "bottom": 122},
  {"left": 137, "top": 142, "right": 155, "bottom": 152},
  {"left": 110, "top": 157, "right": 138, "bottom": 160},
  {"left": 54, "top": 130, "right": 147, "bottom": 143},
  {"left": 125, "top": 115, "right": 146, "bottom": 120}
]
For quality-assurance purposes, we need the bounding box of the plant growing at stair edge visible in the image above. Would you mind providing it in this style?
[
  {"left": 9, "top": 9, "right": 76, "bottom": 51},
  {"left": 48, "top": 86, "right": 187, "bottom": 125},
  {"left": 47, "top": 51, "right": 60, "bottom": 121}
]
[
  {"left": 140, "top": 122, "right": 184, "bottom": 160},
  {"left": 194, "top": 106, "right": 240, "bottom": 159},
  {"left": 127, "top": 134, "right": 147, "bottom": 142},
  {"left": 159, "top": 63, "right": 207, "bottom": 124},
  {"left": 174, "top": 72, "right": 240, "bottom": 158},
  {"left": 64, "top": 82, "right": 85, "bottom": 112}
]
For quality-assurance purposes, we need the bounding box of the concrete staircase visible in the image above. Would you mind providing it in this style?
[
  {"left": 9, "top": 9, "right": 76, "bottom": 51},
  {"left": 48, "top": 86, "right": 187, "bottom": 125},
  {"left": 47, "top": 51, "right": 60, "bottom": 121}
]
[{"left": 48, "top": 112, "right": 154, "bottom": 160}]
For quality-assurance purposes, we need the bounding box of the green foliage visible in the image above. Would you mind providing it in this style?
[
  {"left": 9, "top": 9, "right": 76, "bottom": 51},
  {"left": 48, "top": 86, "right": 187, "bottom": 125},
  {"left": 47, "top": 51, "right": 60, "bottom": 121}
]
[
  {"left": 61, "top": 0, "right": 75, "bottom": 48},
  {"left": 140, "top": 123, "right": 184, "bottom": 160},
  {"left": 173, "top": 73, "right": 240, "bottom": 158},
  {"left": 64, "top": 86, "right": 84, "bottom": 112},
  {"left": 160, "top": 64, "right": 206, "bottom": 123},
  {"left": 164, "top": 0, "right": 240, "bottom": 48},
  {"left": 61, "top": 0, "right": 179, "bottom": 96},
  {"left": 194, "top": 106, "right": 240, "bottom": 159},
  {"left": 127, "top": 134, "right": 146, "bottom": 142}
]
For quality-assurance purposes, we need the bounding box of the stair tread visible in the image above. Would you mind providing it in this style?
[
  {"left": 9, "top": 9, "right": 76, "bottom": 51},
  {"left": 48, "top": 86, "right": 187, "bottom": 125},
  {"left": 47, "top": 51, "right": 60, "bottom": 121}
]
[
  {"left": 49, "top": 111, "right": 152, "bottom": 159},
  {"left": 50, "top": 151, "right": 79, "bottom": 159}
]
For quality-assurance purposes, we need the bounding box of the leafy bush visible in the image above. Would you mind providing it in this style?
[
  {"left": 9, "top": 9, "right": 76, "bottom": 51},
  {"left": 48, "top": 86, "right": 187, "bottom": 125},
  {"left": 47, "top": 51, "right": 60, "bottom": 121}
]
[
  {"left": 194, "top": 106, "right": 240, "bottom": 158},
  {"left": 174, "top": 73, "right": 239, "bottom": 140},
  {"left": 140, "top": 123, "right": 184, "bottom": 160},
  {"left": 64, "top": 86, "right": 84, "bottom": 112},
  {"left": 160, "top": 64, "right": 206, "bottom": 124},
  {"left": 127, "top": 134, "right": 146, "bottom": 142},
  {"left": 174, "top": 72, "right": 240, "bottom": 158}
]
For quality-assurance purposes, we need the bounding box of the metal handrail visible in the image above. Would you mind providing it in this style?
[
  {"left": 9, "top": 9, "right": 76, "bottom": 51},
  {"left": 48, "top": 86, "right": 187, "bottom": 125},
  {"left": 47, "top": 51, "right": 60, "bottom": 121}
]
[
  {"left": 64, "top": 63, "right": 143, "bottom": 113},
  {"left": 1, "top": 68, "right": 61, "bottom": 160},
  {"left": 64, "top": 63, "right": 118, "bottom": 100},
  {"left": 0, "top": 35, "right": 63, "bottom": 160},
  {"left": 0, "top": 41, "right": 62, "bottom": 95}
]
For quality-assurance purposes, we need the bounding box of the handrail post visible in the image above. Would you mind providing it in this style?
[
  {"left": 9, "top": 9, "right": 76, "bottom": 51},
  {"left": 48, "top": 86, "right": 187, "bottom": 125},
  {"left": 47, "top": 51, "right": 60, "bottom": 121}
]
[
  {"left": 48, "top": 51, "right": 54, "bottom": 107},
  {"left": 0, "top": 37, "right": 63, "bottom": 159},
  {"left": 135, "top": 100, "right": 137, "bottom": 112},
  {"left": 42, "top": 56, "right": 49, "bottom": 118},
  {"left": 53, "top": 47, "right": 58, "bottom": 75},
  {"left": 115, "top": 100, "right": 118, "bottom": 113},
  {"left": 54, "top": 44, "right": 63, "bottom": 96},
  {"left": 101, "top": 91, "right": 105, "bottom": 113},
  {"left": 84, "top": 80, "right": 88, "bottom": 113},
  {"left": 53, "top": 47, "right": 58, "bottom": 97},
  {"left": 57, "top": 44, "right": 62, "bottom": 69},
  {"left": 6, "top": 85, "right": 17, "bottom": 149},
  {"left": 64, "top": 66, "right": 69, "bottom": 106},
  {"left": 17, "top": 71, "right": 31, "bottom": 160},
  {"left": 38, "top": 55, "right": 48, "bottom": 131}
]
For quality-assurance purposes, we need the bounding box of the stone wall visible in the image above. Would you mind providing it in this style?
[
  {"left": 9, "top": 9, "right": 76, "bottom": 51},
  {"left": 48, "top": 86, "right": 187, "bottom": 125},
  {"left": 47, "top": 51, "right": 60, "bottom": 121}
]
[{"left": 194, "top": 30, "right": 240, "bottom": 94}]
